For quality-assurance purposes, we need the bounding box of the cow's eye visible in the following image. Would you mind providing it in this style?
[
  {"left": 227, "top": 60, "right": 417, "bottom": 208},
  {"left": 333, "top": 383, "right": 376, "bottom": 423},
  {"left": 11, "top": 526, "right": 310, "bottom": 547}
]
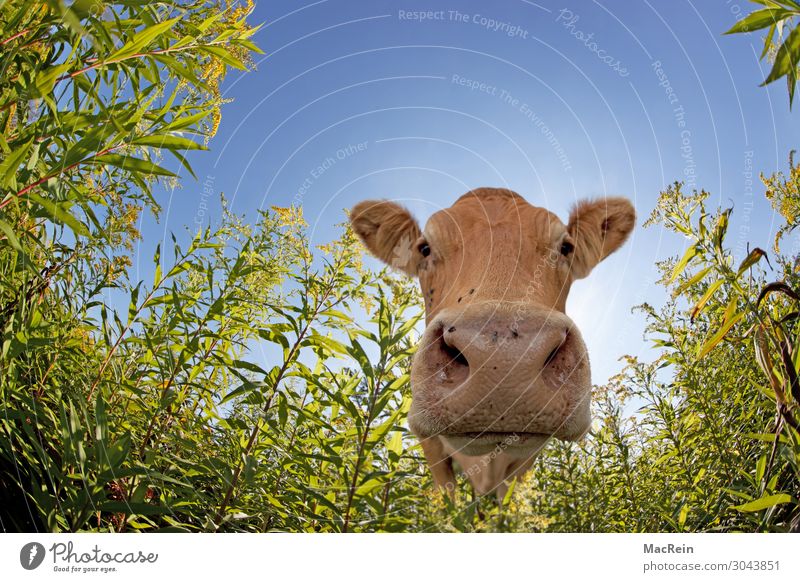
[
  {"left": 418, "top": 242, "right": 431, "bottom": 257},
  {"left": 560, "top": 241, "right": 574, "bottom": 256}
]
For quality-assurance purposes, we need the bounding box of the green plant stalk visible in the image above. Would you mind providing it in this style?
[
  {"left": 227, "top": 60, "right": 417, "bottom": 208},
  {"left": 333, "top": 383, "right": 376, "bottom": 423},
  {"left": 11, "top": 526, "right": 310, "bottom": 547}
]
[{"left": 213, "top": 261, "right": 347, "bottom": 526}]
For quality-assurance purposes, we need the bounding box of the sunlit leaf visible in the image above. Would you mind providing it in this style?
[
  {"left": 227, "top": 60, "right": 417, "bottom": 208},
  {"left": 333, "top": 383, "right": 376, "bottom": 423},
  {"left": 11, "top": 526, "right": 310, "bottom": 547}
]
[
  {"left": 92, "top": 153, "right": 176, "bottom": 177},
  {"left": 669, "top": 244, "right": 698, "bottom": 284},
  {"left": 697, "top": 298, "right": 745, "bottom": 359},
  {"left": 725, "top": 7, "right": 795, "bottom": 34},
  {"left": 691, "top": 279, "right": 724, "bottom": 320},
  {"left": 733, "top": 493, "right": 794, "bottom": 512}
]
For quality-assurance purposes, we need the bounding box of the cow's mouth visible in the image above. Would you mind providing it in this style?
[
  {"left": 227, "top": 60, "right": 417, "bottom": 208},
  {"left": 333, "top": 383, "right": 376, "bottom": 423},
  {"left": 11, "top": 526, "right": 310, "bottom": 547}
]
[{"left": 442, "top": 431, "right": 552, "bottom": 457}]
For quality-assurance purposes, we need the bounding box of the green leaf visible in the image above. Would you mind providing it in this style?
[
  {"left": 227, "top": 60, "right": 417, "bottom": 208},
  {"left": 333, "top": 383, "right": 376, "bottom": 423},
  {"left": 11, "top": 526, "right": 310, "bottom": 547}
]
[
  {"left": 0, "top": 138, "right": 34, "bottom": 188},
  {"left": 733, "top": 493, "right": 794, "bottom": 512},
  {"left": 697, "top": 298, "right": 745, "bottom": 359},
  {"left": 355, "top": 477, "right": 385, "bottom": 497},
  {"left": 234, "top": 38, "right": 264, "bottom": 55},
  {"left": 198, "top": 45, "right": 248, "bottom": 70},
  {"left": 386, "top": 431, "right": 403, "bottom": 458},
  {"left": 712, "top": 208, "right": 731, "bottom": 249},
  {"left": 762, "top": 23, "right": 778, "bottom": 59},
  {"left": 0, "top": 218, "right": 23, "bottom": 252},
  {"left": 102, "top": 434, "right": 131, "bottom": 470},
  {"left": 763, "top": 25, "right": 800, "bottom": 86},
  {"left": 672, "top": 266, "right": 712, "bottom": 297},
  {"left": 169, "top": 149, "right": 198, "bottom": 180},
  {"left": 259, "top": 326, "right": 290, "bottom": 353},
  {"left": 669, "top": 244, "right": 698, "bottom": 284},
  {"left": 220, "top": 381, "right": 265, "bottom": 405},
  {"left": 678, "top": 503, "right": 689, "bottom": 527},
  {"left": 129, "top": 135, "right": 207, "bottom": 151},
  {"left": 30, "top": 64, "right": 70, "bottom": 99},
  {"left": 92, "top": 153, "right": 176, "bottom": 177},
  {"left": 106, "top": 17, "right": 181, "bottom": 61},
  {"left": 196, "top": 11, "right": 225, "bottom": 34},
  {"left": 725, "top": 8, "right": 795, "bottom": 34},
  {"left": 27, "top": 193, "right": 90, "bottom": 236},
  {"left": 94, "top": 395, "right": 108, "bottom": 443},
  {"left": 691, "top": 279, "right": 724, "bottom": 320},
  {"left": 161, "top": 109, "right": 212, "bottom": 133},
  {"left": 99, "top": 502, "right": 172, "bottom": 515},
  {"left": 153, "top": 55, "right": 209, "bottom": 90},
  {"left": 347, "top": 337, "right": 373, "bottom": 379},
  {"left": 302, "top": 333, "right": 349, "bottom": 357},
  {"left": 62, "top": 125, "right": 119, "bottom": 167}
]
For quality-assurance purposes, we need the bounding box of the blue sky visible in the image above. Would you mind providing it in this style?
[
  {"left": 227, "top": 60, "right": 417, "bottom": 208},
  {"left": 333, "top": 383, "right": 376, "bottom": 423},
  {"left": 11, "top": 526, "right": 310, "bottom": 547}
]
[{"left": 140, "top": 0, "right": 798, "bottom": 385}]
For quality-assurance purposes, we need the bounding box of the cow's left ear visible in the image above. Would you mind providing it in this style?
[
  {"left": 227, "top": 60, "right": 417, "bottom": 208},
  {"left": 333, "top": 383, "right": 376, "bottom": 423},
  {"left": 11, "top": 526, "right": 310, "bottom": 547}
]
[{"left": 567, "top": 197, "right": 635, "bottom": 279}]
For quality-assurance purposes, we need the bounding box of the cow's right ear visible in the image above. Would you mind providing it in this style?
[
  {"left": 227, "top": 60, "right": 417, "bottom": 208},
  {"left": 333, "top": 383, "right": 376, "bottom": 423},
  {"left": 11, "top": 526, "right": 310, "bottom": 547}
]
[
  {"left": 349, "top": 199, "right": 422, "bottom": 276},
  {"left": 567, "top": 197, "right": 635, "bottom": 279}
]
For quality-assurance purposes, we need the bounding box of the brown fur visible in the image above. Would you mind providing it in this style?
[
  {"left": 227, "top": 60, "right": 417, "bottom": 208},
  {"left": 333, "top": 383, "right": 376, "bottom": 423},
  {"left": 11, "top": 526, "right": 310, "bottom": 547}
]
[
  {"left": 567, "top": 197, "right": 637, "bottom": 279},
  {"left": 350, "top": 200, "right": 422, "bottom": 275},
  {"left": 350, "top": 188, "right": 635, "bottom": 497}
]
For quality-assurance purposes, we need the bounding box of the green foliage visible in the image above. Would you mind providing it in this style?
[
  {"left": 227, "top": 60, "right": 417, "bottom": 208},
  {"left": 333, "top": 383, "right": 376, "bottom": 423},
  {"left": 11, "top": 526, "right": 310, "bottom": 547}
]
[
  {"left": 513, "top": 182, "right": 800, "bottom": 533},
  {"left": 1, "top": 0, "right": 260, "bottom": 228},
  {"left": 0, "top": 193, "right": 432, "bottom": 531},
  {"left": 763, "top": 151, "right": 800, "bottom": 253},
  {"left": 726, "top": 0, "right": 800, "bottom": 106}
]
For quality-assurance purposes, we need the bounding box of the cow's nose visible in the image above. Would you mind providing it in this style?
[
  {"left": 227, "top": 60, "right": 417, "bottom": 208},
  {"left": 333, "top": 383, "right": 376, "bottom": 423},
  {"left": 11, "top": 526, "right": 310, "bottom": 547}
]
[
  {"left": 409, "top": 304, "right": 591, "bottom": 444},
  {"left": 440, "top": 317, "right": 569, "bottom": 377}
]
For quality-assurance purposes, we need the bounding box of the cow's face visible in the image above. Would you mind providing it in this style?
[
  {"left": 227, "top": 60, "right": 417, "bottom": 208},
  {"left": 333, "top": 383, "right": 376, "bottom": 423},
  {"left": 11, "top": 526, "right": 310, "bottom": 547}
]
[{"left": 350, "top": 188, "right": 635, "bottom": 461}]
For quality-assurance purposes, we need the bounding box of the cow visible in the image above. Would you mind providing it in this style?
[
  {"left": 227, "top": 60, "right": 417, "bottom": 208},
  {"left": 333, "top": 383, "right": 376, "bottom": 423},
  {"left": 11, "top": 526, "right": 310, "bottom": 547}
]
[{"left": 349, "top": 187, "right": 635, "bottom": 498}]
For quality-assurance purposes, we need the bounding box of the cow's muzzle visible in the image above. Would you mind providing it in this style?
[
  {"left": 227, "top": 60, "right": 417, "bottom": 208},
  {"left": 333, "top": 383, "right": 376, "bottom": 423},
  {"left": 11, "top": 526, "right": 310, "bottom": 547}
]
[{"left": 408, "top": 302, "right": 592, "bottom": 457}]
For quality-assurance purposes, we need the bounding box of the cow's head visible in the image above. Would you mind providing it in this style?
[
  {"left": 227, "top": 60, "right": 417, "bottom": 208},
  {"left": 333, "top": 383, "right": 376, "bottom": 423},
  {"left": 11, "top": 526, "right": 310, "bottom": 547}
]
[{"left": 350, "top": 188, "right": 635, "bottom": 495}]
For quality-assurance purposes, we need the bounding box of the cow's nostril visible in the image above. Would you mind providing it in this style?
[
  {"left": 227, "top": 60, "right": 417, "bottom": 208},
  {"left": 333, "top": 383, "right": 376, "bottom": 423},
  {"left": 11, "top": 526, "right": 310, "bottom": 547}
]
[
  {"left": 424, "top": 323, "right": 471, "bottom": 384},
  {"left": 435, "top": 324, "right": 470, "bottom": 380},
  {"left": 543, "top": 330, "right": 569, "bottom": 367},
  {"left": 442, "top": 336, "right": 469, "bottom": 369}
]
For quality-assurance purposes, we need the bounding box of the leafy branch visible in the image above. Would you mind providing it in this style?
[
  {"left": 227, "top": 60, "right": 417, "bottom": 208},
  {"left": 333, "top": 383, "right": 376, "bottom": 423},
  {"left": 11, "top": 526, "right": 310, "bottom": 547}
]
[{"left": 726, "top": 0, "right": 800, "bottom": 106}]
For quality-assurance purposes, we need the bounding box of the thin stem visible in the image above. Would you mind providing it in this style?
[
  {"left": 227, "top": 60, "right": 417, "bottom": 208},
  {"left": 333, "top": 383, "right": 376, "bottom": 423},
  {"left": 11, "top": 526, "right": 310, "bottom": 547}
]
[
  {"left": 87, "top": 247, "right": 193, "bottom": 401},
  {"left": 0, "top": 145, "right": 118, "bottom": 211},
  {"left": 137, "top": 309, "right": 218, "bottom": 458},
  {"left": 1, "top": 28, "right": 32, "bottom": 46},
  {"left": 262, "top": 390, "right": 309, "bottom": 532},
  {"left": 342, "top": 338, "right": 388, "bottom": 532},
  {"left": 58, "top": 36, "right": 241, "bottom": 84},
  {"left": 214, "top": 272, "right": 342, "bottom": 526}
]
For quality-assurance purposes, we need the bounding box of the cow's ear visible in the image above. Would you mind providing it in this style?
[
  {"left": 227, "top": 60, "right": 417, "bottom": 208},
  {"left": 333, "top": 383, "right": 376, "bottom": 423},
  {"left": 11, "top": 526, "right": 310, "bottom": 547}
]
[
  {"left": 349, "top": 199, "right": 422, "bottom": 276},
  {"left": 567, "top": 197, "right": 635, "bottom": 279}
]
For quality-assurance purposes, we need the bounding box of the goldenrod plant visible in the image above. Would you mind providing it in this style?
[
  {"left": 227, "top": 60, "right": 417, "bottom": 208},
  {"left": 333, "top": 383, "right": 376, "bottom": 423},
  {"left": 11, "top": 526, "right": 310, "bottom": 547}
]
[{"left": 512, "top": 180, "right": 800, "bottom": 533}]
